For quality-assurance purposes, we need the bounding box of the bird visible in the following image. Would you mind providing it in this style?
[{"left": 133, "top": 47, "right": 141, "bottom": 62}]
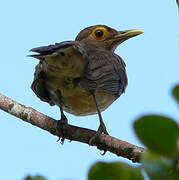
[{"left": 29, "top": 25, "right": 143, "bottom": 143}]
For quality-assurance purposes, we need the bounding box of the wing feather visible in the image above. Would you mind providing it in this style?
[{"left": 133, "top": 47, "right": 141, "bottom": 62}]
[{"left": 80, "top": 46, "right": 128, "bottom": 97}]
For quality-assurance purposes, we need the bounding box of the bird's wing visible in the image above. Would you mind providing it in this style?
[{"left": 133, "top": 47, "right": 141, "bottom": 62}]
[
  {"left": 30, "top": 41, "right": 87, "bottom": 104},
  {"left": 80, "top": 47, "right": 128, "bottom": 97},
  {"left": 31, "top": 63, "right": 53, "bottom": 104},
  {"left": 29, "top": 41, "right": 76, "bottom": 58}
]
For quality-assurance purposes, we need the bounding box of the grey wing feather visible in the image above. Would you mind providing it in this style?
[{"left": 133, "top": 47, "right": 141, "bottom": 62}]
[
  {"left": 80, "top": 47, "right": 128, "bottom": 97},
  {"left": 29, "top": 41, "right": 74, "bottom": 57}
]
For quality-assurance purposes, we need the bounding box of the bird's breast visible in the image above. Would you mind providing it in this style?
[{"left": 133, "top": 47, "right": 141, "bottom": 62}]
[{"left": 46, "top": 74, "right": 117, "bottom": 116}]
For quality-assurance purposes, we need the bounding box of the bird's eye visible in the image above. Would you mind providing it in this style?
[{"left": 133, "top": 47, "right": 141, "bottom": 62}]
[
  {"left": 94, "top": 30, "right": 104, "bottom": 38},
  {"left": 91, "top": 27, "right": 108, "bottom": 40}
]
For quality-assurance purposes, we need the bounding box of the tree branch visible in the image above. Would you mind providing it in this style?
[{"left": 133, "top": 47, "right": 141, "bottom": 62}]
[{"left": 0, "top": 93, "right": 145, "bottom": 163}]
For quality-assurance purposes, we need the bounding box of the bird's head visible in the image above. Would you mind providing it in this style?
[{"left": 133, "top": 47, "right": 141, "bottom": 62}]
[{"left": 75, "top": 25, "right": 143, "bottom": 52}]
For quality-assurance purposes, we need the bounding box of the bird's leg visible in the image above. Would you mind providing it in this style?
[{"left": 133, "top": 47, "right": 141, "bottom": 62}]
[
  {"left": 92, "top": 92, "right": 109, "bottom": 135},
  {"left": 89, "top": 91, "right": 109, "bottom": 145},
  {"left": 57, "top": 91, "right": 68, "bottom": 144},
  {"left": 57, "top": 104, "right": 68, "bottom": 144},
  {"left": 59, "top": 104, "right": 68, "bottom": 124},
  {"left": 56, "top": 90, "right": 68, "bottom": 124}
]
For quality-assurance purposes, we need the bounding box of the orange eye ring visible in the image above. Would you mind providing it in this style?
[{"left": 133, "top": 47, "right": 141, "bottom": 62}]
[
  {"left": 94, "top": 30, "right": 104, "bottom": 38},
  {"left": 91, "top": 27, "right": 108, "bottom": 40}
]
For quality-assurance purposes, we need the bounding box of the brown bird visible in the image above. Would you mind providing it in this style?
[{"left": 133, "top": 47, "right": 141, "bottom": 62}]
[{"left": 29, "top": 25, "right": 142, "bottom": 142}]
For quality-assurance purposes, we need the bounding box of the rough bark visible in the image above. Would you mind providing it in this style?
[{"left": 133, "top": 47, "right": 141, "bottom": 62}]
[{"left": 0, "top": 93, "right": 145, "bottom": 163}]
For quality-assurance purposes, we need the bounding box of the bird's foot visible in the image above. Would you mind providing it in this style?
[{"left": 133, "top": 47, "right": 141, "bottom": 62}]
[
  {"left": 89, "top": 124, "right": 109, "bottom": 146},
  {"left": 89, "top": 124, "right": 109, "bottom": 155},
  {"left": 57, "top": 116, "right": 68, "bottom": 144}
]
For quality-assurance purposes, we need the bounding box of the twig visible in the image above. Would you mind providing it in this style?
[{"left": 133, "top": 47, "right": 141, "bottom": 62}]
[
  {"left": 177, "top": 0, "right": 179, "bottom": 10},
  {"left": 0, "top": 93, "right": 145, "bottom": 163}
]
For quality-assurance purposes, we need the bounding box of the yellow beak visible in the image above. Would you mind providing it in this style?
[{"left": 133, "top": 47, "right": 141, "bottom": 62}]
[{"left": 115, "top": 29, "right": 143, "bottom": 40}]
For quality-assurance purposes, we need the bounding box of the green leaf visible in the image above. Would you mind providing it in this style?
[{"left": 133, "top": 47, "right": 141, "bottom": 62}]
[
  {"left": 24, "top": 175, "right": 46, "bottom": 180},
  {"left": 172, "top": 85, "right": 179, "bottom": 104},
  {"left": 171, "top": 174, "right": 179, "bottom": 180},
  {"left": 142, "top": 151, "right": 173, "bottom": 180},
  {"left": 134, "top": 115, "right": 179, "bottom": 157},
  {"left": 88, "top": 161, "right": 143, "bottom": 180}
]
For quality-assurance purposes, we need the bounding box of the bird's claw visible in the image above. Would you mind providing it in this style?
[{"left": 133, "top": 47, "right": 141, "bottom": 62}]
[
  {"left": 89, "top": 124, "right": 109, "bottom": 145},
  {"left": 57, "top": 137, "right": 65, "bottom": 144},
  {"left": 57, "top": 117, "right": 68, "bottom": 144}
]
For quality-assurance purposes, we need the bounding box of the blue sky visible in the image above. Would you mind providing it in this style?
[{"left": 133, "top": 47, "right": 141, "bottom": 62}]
[{"left": 0, "top": 1, "right": 179, "bottom": 180}]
